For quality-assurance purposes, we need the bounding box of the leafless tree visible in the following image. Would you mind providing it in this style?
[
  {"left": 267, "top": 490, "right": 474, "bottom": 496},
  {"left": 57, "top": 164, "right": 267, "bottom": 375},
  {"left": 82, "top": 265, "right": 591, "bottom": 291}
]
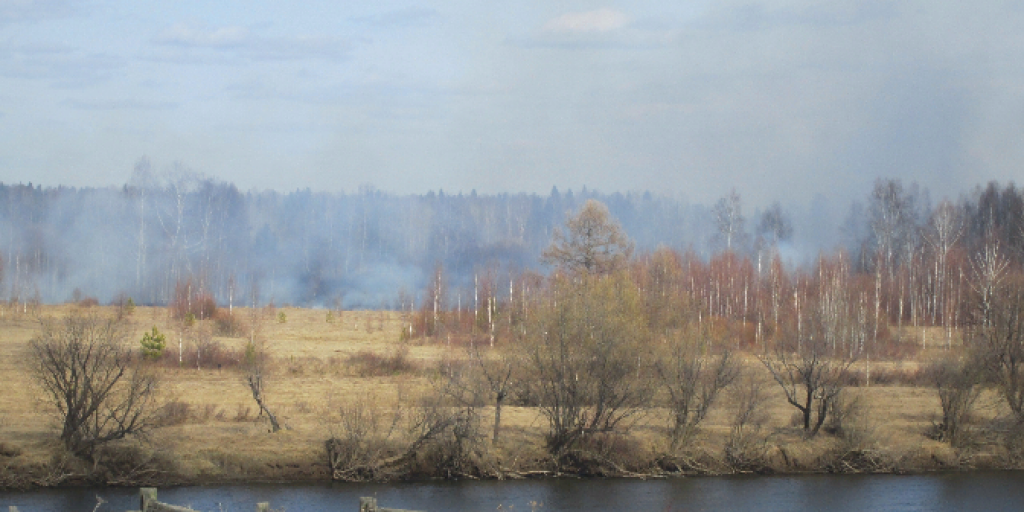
[
  {"left": 440, "top": 342, "right": 515, "bottom": 445},
  {"left": 713, "top": 189, "right": 747, "bottom": 252},
  {"left": 757, "top": 201, "right": 793, "bottom": 248},
  {"left": 325, "top": 393, "right": 405, "bottom": 481},
  {"left": 927, "top": 356, "right": 983, "bottom": 447},
  {"left": 971, "top": 278, "right": 1024, "bottom": 423},
  {"left": 541, "top": 199, "right": 633, "bottom": 275},
  {"left": 970, "top": 236, "right": 1010, "bottom": 327},
  {"left": 925, "top": 200, "right": 964, "bottom": 346},
  {"left": 30, "top": 314, "right": 158, "bottom": 459},
  {"left": 243, "top": 281, "right": 281, "bottom": 432},
  {"left": 759, "top": 306, "right": 860, "bottom": 436},
  {"left": 654, "top": 325, "right": 738, "bottom": 450},
  {"left": 724, "top": 371, "right": 772, "bottom": 471},
  {"left": 128, "top": 157, "right": 153, "bottom": 298},
  {"left": 325, "top": 389, "right": 483, "bottom": 481}
]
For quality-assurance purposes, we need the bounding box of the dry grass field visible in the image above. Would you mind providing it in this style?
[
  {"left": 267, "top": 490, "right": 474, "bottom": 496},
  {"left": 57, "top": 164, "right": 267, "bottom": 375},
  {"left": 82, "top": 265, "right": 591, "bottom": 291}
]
[{"left": 0, "top": 305, "right": 1015, "bottom": 487}]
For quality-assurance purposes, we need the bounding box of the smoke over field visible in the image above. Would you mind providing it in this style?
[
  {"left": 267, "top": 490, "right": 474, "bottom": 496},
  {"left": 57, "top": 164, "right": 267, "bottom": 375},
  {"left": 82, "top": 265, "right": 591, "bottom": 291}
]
[{"left": 0, "top": 165, "right": 1017, "bottom": 310}]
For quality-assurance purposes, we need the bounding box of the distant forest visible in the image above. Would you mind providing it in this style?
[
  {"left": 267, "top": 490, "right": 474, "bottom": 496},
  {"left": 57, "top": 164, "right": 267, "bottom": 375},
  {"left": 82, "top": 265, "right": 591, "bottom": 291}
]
[{"left": 0, "top": 160, "right": 1022, "bottom": 311}]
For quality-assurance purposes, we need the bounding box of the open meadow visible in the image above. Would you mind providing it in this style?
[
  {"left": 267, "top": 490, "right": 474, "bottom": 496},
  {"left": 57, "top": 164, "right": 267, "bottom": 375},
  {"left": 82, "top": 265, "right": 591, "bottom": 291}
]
[{"left": 0, "top": 302, "right": 1016, "bottom": 489}]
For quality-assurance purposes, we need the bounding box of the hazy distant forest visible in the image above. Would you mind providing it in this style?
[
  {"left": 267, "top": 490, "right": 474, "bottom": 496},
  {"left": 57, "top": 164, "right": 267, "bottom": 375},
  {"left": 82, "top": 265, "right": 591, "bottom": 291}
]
[{"left": 0, "top": 159, "right": 1022, "bottom": 325}]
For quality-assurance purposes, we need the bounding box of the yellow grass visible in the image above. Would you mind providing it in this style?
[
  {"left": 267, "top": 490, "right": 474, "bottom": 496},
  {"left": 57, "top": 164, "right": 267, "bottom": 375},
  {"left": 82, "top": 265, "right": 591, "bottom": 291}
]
[{"left": 0, "top": 304, "right": 1013, "bottom": 485}]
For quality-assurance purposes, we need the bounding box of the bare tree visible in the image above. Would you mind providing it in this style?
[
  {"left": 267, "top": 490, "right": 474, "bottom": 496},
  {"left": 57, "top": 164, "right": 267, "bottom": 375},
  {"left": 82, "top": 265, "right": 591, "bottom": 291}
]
[
  {"left": 757, "top": 201, "right": 793, "bottom": 248},
  {"left": 30, "top": 314, "right": 158, "bottom": 459},
  {"left": 971, "top": 278, "right": 1024, "bottom": 423},
  {"left": 712, "top": 189, "right": 747, "bottom": 252},
  {"left": 970, "top": 236, "right": 1010, "bottom": 327},
  {"left": 869, "top": 178, "right": 918, "bottom": 276},
  {"left": 440, "top": 342, "right": 515, "bottom": 445},
  {"left": 654, "top": 324, "right": 738, "bottom": 450},
  {"left": 325, "top": 393, "right": 405, "bottom": 481},
  {"left": 541, "top": 199, "right": 633, "bottom": 275},
  {"left": 927, "top": 356, "right": 982, "bottom": 447},
  {"left": 243, "top": 281, "right": 281, "bottom": 432},
  {"left": 723, "top": 372, "right": 772, "bottom": 471},
  {"left": 128, "top": 157, "right": 153, "bottom": 299},
  {"left": 925, "top": 201, "right": 964, "bottom": 346},
  {"left": 760, "top": 307, "right": 859, "bottom": 436}
]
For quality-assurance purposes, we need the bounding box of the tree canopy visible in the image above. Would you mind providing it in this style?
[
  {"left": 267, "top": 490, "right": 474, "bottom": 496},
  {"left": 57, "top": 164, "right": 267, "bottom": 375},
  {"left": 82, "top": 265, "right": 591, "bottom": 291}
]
[{"left": 541, "top": 199, "right": 634, "bottom": 275}]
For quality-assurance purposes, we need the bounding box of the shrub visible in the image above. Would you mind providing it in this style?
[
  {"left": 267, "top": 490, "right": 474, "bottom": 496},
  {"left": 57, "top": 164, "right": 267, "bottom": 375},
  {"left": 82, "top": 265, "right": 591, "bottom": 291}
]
[
  {"left": 152, "top": 339, "right": 242, "bottom": 370},
  {"left": 110, "top": 294, "right": 136, "bottom": 320},
  {"left": 213, "top": 310, "right": 245, "bottom": 337},
  {"left": 347, "top": 345, "right": 417, "bottom": 377},
  {"left": 277, "top": 311, "right": 287, "bottom": 324},
  {"left": 154, "top": 400, "right": 191, "bottom": 427},
  {"left": 0, "top": 441, "right": 21, "bottom": 458},
  {"left": 170, "top": 278, "right": 218, "bottom": 321},
  {"left": 558, "top": 432, "right": 650, "bottom": 476}
]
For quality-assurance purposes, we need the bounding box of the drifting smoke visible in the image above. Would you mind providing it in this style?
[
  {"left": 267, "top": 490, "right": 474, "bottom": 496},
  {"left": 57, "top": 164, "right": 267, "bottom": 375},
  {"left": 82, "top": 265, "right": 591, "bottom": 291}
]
[{"left": 0, "top": 165, "right": 873, "bottom": 309}]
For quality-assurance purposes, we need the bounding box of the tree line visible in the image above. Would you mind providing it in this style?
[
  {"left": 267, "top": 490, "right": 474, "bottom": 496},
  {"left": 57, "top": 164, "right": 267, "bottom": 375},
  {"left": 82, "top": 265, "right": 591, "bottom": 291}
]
[{"left": 2, "top": 168, "right": 1021, "bottom": 323}]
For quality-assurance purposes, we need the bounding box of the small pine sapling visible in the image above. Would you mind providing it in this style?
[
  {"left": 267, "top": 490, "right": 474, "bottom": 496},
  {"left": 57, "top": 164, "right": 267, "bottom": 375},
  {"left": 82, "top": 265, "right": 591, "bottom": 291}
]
[{"left": 140, "top": 326, "right": 167, "bottom": 360}]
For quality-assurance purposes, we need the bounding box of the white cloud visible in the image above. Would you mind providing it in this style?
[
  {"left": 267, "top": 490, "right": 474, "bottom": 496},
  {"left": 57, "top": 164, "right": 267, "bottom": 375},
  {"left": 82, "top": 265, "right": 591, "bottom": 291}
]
[
  {"left": 543, "top": 8, "right": 630, "bottom": 34},
  {"left": 60, "top": 99, "right": 178, "bottom": 111},
  {"left": 152, "top": 24, "right": 350, "bottom": 62},
  {"left": 350, "top": 6, "right": 440, "bottom": 27},
  {"left": 156, "top": 24, "right": 249, "bottom": 48},
  {"left": 0, "top": 0, "right": 78, "bottom": 25},
  {"left": 0, "top": 41, "right": 122, "bottom": 87}
]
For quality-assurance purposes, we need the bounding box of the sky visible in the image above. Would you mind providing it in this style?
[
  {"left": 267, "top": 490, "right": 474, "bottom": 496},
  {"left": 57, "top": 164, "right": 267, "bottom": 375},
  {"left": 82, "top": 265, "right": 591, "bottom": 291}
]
[{"left": 1, "top": 0, "right": 1023, "bottom": 207}]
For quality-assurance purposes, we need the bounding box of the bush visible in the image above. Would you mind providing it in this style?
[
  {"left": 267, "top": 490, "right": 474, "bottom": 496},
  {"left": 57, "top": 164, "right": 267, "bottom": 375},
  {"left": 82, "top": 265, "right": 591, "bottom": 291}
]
[
  {"left": 153, "top": 400, "right": 191, "bottom": 427},
  {"left": 0, "top": 441, "right": 21, "bottom": 458},
  {"left": 110, "top": 294, "right": 136, "bottom": 320},
  {"left": 406, "top": 405, "right": 489, "bottom": 479},
  {"left": 152, "top": 338, "right": 242, "bottom": 370},
  {"left": 170, "top": 278, "right": 218, "bottom": 321},
  {"left": 558, "top": 432, "right": 650, "bottom": 476},
  {"left": 325, "top": 396, "right": 405, "bottom": 481},
  {"left": 843, "top": 365, "right": 925, "bottom": 387},
  {"left": 347, "top": 345, "right": 417, "bottom": 377},
  {"left": 213, "top": 310, "right": 245, "bottom": 337}
]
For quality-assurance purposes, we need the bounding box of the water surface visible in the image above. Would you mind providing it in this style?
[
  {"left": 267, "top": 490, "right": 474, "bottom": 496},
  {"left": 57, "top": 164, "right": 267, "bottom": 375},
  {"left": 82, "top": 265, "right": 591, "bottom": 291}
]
[{"left": 4, "top": 472, "right": 1024, "bottom": 511}]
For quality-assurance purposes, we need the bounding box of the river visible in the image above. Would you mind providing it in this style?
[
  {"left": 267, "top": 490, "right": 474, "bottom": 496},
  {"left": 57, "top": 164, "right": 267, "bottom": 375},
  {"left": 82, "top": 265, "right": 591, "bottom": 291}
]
[{"left": 4, "top": 472, "right": 1024, "bottom": 511}]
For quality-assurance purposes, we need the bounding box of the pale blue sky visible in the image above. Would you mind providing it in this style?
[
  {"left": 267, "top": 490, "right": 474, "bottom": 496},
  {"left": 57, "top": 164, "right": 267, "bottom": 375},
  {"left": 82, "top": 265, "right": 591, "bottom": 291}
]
[{"left": 1, "top": 1, "right": 1022, "bottom": 206}]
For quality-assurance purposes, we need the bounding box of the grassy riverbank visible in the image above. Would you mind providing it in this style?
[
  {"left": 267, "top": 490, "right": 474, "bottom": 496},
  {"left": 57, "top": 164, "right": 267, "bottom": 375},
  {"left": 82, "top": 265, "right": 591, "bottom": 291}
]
[{"left": 0, "top": 305, "right": 1018, "bottom": 489}]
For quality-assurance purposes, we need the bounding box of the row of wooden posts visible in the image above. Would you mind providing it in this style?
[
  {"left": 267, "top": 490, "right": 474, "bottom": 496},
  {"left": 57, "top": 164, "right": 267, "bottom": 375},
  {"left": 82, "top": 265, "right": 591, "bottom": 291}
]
[{"left": 6, "top": 487, "right": 424, "bottom": 512}]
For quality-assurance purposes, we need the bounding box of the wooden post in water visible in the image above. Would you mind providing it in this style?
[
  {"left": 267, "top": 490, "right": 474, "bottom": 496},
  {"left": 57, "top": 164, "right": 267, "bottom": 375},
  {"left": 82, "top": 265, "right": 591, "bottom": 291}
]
[
  {"left": 137, "top": 487, "right": 200, "bottom": 512},
  {"left": 140, "top": 487, "right": 158, "bottom": 511},
  {"left": 360, "top": 497, "right": 379, "bottom": 512},
  {"left": 358, "top": 496, "right": 426, "bottom": 512}
]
